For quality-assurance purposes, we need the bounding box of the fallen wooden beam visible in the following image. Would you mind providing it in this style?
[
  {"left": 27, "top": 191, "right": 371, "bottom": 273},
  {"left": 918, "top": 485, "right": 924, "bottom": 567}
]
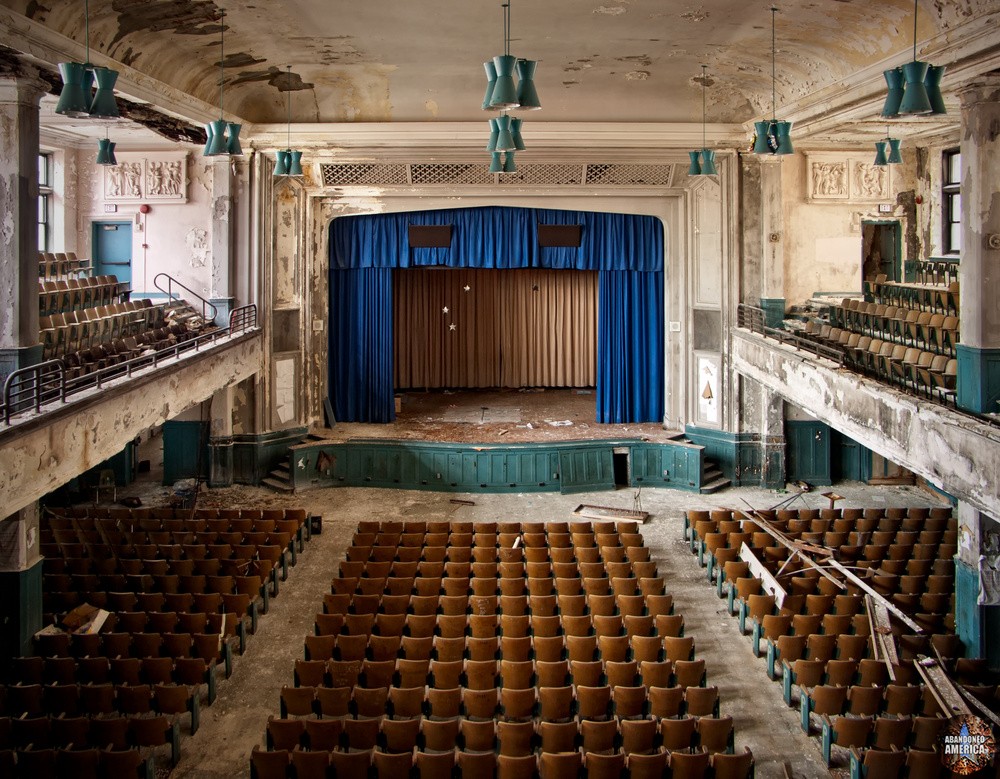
[
  {"left": 738, "top": 510, "right": 845, "bottom": 591},
  {"left": 739, "top": 543, "right": 787, "bottom": 608},
  {"left": 866, "top": 594, "right": 899, "bottom": 681},
  {"left": 829, "top": 558, "right": 924, "bottom": 633}
]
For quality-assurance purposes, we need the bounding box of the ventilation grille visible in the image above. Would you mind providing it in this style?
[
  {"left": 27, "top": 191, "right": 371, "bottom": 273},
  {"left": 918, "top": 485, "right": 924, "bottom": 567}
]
[
  {"left": 583, "top": 164, "right": 674, "bottom": 186},
  {"left": 319, "top": 163, "right": 675, "bottom": 188},
  {"left": 321, "top": 163, "right": 408, "bottom": 187},
  {"left": 410, "top": 164, "right": 494, "bottom": 186}
]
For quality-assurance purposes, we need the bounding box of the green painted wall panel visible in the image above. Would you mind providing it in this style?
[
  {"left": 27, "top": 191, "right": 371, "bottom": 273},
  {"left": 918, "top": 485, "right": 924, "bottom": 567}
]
[
  {"left": 289, "top": 439, "right": 702, "bottom": 494},
  {"left": 955, "top": 559, "right": 982, "bottom": 659},
  {"left": 162, "top": 421, "right": 209, "bottom": 484}
]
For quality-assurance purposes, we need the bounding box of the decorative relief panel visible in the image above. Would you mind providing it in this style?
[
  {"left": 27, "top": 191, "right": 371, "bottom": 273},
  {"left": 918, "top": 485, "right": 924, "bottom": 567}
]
[
  {"left": 806, "top": 153, "right": 891, "bottom": 203},
  {"left": 103, "top": 152, "right": 188, "bottom": 203}
]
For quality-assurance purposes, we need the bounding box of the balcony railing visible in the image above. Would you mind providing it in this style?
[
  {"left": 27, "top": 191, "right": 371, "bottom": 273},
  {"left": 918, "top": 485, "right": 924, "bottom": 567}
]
[
  {"left": 736, "top": 304, "right": 845, "bottom": 366},
  {"left": 1, "top": 304, "right": 258, "bottom": 426}
]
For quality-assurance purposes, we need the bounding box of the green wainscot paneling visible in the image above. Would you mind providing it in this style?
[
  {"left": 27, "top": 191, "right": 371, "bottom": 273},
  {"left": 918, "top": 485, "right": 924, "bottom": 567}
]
[{"left": 289, "top": 439, "right": 704, "bottom": 494}]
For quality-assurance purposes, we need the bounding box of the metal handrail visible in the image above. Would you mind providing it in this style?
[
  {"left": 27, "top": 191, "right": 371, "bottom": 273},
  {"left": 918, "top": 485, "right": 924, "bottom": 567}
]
[
  {"left": 153, "top": 272, "right": 219, "bottom": 323},
  {"left": 736, "top": 303, "right": 845, "bottom": 366},
  {"left": 1, "top": 304, "right": 258, "bottom": 426}
]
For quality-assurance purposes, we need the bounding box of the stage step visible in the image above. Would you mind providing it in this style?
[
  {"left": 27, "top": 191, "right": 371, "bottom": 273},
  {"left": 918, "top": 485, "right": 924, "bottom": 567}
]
[
  {"left": 262, "top": 453, "right": 295, "bottom": 493},
  {"left": 262, "top": 476, "right": 295, "bottom": 493},
  {"left": 700, "top": 475, "right": 732, "bottom": 494}
]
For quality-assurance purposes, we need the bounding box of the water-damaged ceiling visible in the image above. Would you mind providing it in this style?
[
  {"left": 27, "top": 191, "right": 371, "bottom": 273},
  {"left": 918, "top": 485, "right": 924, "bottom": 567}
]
[{"left": 1, "top": 0, "right": 998, "bottom": 133}]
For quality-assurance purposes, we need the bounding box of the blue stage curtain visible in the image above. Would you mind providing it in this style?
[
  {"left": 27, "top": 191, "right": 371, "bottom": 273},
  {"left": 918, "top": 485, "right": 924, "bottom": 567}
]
[
  {"left": 597, "top": 271, "right": 664, "bottom": 423},
  {"left": 330, "top": 206, "right": 662, "bottom": 272},
  {"left": 329, "top": 206, "right": 664, "bottom": 424},
  {"left": 328, "top": 268, "right": 395, "bottom": 422}
]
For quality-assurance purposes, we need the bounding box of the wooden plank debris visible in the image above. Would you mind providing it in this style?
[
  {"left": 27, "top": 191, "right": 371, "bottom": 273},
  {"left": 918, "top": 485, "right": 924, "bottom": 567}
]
[
  {"left": 866, "top": 595, "right": 899, "bottom": 681},
  {"left": 829, "top": 559, "right": 924, "bottom": 633},
  {"left": 573, "top": 505, "right": 650, "bottom": 523},
  {"left": 738, "top": 543, "right": 787, "bottom": 608}
]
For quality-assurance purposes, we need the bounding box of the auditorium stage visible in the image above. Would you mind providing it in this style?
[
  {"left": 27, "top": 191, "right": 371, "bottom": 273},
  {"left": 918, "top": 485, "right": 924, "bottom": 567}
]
[
  {"left": 291, "top": 390, "right": 704, "bottom": 494},
  {"left": 316, "top": 389, "right": 680, "bottom": 445}
]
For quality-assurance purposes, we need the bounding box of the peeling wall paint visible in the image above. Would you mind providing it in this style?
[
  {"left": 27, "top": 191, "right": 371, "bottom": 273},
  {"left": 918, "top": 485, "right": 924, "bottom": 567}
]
[
  {"left": 73, "top": 144, "right": 213, "bottom": 296},
  {"left": 733, "top": 329, "right": 1000, "bottom": 520}
]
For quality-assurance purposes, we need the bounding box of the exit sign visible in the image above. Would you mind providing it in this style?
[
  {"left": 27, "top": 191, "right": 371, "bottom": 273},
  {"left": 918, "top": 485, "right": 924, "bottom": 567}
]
[
  {"left": 878, "top": 203, "right": 893, "bottom": 213},
  {"left": 104, "top": 204, "right": 118, "bottom": 213}
]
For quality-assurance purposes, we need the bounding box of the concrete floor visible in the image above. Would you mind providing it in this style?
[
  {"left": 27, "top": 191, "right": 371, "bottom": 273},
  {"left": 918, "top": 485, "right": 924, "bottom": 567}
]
[{"left": 137, "top": 478, "right": 947, "bottom": 779}]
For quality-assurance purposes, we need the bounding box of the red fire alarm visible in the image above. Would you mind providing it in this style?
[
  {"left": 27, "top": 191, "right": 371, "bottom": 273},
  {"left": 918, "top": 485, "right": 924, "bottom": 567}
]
[{"left": 139, "top": 204, "right": 151, "bottom": 214}]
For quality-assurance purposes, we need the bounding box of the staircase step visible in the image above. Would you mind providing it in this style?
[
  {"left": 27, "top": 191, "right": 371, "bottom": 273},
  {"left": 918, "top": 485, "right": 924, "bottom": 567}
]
[
  {"left": 702, "top": 468, "right": 723, "bottom": 482},
  {"left": 262, "top": 476, "right": 295, "bottom": 493},
  {"left": 700, "top": 476, "right": 732, "bottom": 495}
]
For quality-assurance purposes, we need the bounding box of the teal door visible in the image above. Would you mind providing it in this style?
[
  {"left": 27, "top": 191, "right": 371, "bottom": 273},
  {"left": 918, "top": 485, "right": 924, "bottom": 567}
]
[
  {"left": 785, "top": 421, "right": 832, "bottom": 486},
  {"left": 92, "top": 221, "right": 133, "bottom": 285}
]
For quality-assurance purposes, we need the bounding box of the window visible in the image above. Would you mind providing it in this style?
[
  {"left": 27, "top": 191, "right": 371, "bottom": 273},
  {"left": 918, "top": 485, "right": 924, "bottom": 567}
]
[
  {"left": 942, "top": 149, "right": 961, "bottom": 255},
  {"left": 38, "top": 152, "right": 52, "bottom": 252}
]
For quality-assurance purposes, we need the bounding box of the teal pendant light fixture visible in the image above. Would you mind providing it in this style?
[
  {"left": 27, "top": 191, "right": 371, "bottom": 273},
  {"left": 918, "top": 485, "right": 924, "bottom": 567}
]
[
  {"left": 274, "top": 66, "right": 304, "bottom": 177},
  {"left": 204, "top": 12, "right": 243, "bottom": 157},
  {"left": 482, "top": 0, "right": 539, "bottom": 171},
  {"left": 881, "top": 67, "right": 904, "bottom": 117},
  {"left": 754, "top": 8, "right": 792, "bottom": 156},
  {"left": 873, "top": 141, "right": 889, "bottom": 167},
  {"left": 96, "top": 128, "right": 116, "bottom": 166},
  {"left": 486, "top": 118, "right": 500, "bottom": 151},
  {"left": 510, "top": 117, "right": 525, "bottom": 151},
  {"left": 56, "top": 0, "right": 120, "bottom": 119},
  {"left": 875, "top": 125, "right": 903, "bottom": 166},
  {"left": 689, "top": 65, "right": 717, "bottom": 176},
  {"left": 887, "top": 0, "right": 945, "bottom": 116},
  {"left": 515, "top": 60, "right": 541, "bottom": 110},
  {"left": 90, "top": 66, "right": 119, "bottom": 118},
  {"left": 887, "top": 137, "right": 903, "bottom": 164},
  {"left": 924, "top": 65, "right": 947, "bottom": 114},
  {"left": 494, "top": 114, "right": 516, "bottom": 152},
  {"left": 482, "top": 61, "right": 499, "bottom": 110},
  {"left": 687, "top": 151, "right": 702, "bottom": 176},
  {"left": 56, "top": 63, "right": 90, "bottom": 117}
]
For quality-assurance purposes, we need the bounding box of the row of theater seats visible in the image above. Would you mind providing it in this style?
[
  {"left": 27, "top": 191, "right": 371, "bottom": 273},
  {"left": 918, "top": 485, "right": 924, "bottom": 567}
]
[
  {"left": 252, "top": 519, "right": 755, "bottom": 779},
  {"left": 800, "top": 274, "right": 961, "bottom": 403},
  {"left": 1, "top": 504, "right": 315, "bottom": 778},
  {"left": 38, "top": 251, "right": 92, "bottom": 280},
  {"left": 686, "top": 505, "right": 999, "bottom": 777},
  {"left": 40, "top": 300, "right": 165, "bottom": 361},
  {"left": 250, "top": 741, "right": 755, "bottom": 779},
  {"left": 39, "top": 275, "right": 129, "bottom": 315}
]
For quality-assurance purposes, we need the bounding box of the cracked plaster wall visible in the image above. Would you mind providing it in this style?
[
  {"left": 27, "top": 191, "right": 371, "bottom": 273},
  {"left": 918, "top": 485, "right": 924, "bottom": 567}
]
[
  {"left": 73, "top": 145, "right": 214, "bottom": 297},
  {"left": 781, "top": 151, "right": 921, "bottom": 307}
]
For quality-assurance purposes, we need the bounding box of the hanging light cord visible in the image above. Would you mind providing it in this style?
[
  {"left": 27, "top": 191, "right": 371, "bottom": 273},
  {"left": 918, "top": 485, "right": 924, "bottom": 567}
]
[
  {"left": 503, "top": 2, "right": 511, "bottom": 58},
  {"left": 219, "top": 12, "right": 225, "bottom": 121},
  {"left": 913, "top": 0, "right": 918, "bottom": 62},
  {"left": 701, "top": 65, "right": 707, "bottom": 151},
  {"left": 771, "top": 6, "right": 777, "bottom": 122},
  {"left": 286, "top": 66, "right": 292, "bottom": 151},
  {"left": 84, "top": 0, "right": 91, "bottom": 65}
]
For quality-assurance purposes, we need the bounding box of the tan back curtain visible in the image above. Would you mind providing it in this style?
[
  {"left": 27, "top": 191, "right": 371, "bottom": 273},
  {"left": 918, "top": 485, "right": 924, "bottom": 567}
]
[
  {"left": 394, "top": 268, "right": 501, "bottom": 389},
  {"left": 500, "top": 269, "right": 597, "bottom": 387},
  {"left": 393, "top": 268, "right": 597, "bottom": 389}
]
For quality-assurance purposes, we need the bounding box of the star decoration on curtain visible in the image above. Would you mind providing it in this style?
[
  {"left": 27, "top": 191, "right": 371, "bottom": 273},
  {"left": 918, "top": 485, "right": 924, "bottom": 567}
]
[
  {"left": 463, "top": 285, "right": 471, "bottom": 292},
  {"left": 449, "top": 323, "right": 457, "bottom": 331},
  {"left": 442, "top": 306, "right": 449, "bottom": 314}
]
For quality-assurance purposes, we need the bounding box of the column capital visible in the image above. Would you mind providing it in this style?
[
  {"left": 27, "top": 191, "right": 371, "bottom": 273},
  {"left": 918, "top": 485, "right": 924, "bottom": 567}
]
[
  {"left": 956, "top": 71, "right": 1000, "bottom": 110},
  {"left": 0, "top": 72, "right": 50, "bottom": 108}
]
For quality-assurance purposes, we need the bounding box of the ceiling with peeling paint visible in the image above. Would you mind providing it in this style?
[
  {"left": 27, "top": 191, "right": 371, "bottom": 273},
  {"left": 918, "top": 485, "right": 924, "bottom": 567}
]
[{"left": 1, "top": 0, "right": 998, "bottom": 136}]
